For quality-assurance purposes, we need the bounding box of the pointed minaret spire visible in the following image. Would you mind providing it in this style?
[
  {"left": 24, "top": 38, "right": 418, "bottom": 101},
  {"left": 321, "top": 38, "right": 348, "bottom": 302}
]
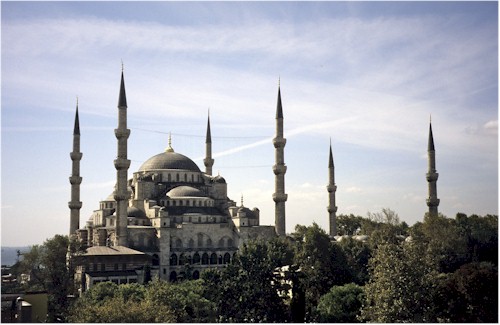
[
  {"left": 426, "top": 119, "right": 440, "bottom": 216},
  {"left": 327, "top": 139, "right": 338, "bottom": 237},
  {"left": 74, "top": 97, "right": 80, "bottom": 135},
  {"left": 114, "top": 68, "right": 131, "bottom": 247},
  {"left": 273, "top": 78, "right": 287, "bottom": 236},
  {"left": 118, "top": 70, "right": 127, "bottom": 108},
  {"left": 69, "top": 99, "right": 83, "bottom": 236},
  {"left": 204, "top": 110, "right": 214, "bottom": 175}
]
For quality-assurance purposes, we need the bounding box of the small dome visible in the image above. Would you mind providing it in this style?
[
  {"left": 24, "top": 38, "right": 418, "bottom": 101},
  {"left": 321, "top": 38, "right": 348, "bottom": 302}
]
[
  {"left": 138, "top": 151, "right": 201, "bottom": 172},
  {"left": 213, "top": 175, "right": 226, "bottom": 183},
  {"left": 167, "top": 186, "right": 206, "bottom": 198},
  {"left": 127, "top": 206, "right": 147, "bottom": 219}
]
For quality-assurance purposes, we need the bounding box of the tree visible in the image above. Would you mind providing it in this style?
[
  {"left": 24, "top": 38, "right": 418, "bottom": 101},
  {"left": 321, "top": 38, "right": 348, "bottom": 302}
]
[
  {"left": 337, "top": 237, "right": 372, "bottom": 284},
  {"left": 415, "top": 213, "right": 469, "bottom": 272},
  {"left": 455, "top": 213, "right": 498, "bottom": 265},
  {"left": 433, "top": 262, "right": 498, "bottom": 322},
  {"left": 147, "top": 278, "right": 216, "bottom": 323},
  {"left": 315, "top": 283, "right": 364, "bottom": 323},
  {"left": 18, "top": 235, "right": 83, "bottom": 322},
  {"left": 201, "top": 238, "right": 290, "bottom": 322},
  {"left": 68, "top": 281, "right": 176, "bottom": 323},
  {"left": 361, "top": 240, "right": 438, "bottom": 322},
  {"left": 292, "top": 223, "right": 352, "bottom": 321},
  {"left": 336, "top": 214, "right": 364, "bottom": 236}
]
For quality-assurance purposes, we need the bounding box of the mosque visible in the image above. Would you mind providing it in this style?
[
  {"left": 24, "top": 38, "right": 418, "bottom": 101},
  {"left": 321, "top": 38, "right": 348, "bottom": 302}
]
[{"left": 68, "top": 70, "right": 439, "bottom": 292}]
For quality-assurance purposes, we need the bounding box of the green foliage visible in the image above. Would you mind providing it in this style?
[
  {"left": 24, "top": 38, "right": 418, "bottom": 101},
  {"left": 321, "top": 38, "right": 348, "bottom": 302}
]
[
  {"left": 292, "top": 223, "right": 353, "bottom": 321},
  {"left": 315, "top": 283, "right": 365, "bottom": 323},
  {"left": 69, "top": 279, "right": 215, "bottom": 322},
  {"left": 361, "top": 240, "right": 438, "bottom": 322},
  {"left": 455, "top": 213, "right": 498, "bottom": 265},
  {"left": 417, "top": 213, "right": 469, "bottom": 272},
  {"left": 337, "top": 214, "right": 364, "bottom": 235},
  {"left": 17, "top": 235, "right": 83, "bottom": 322},
  {"left": 434, "top": 262, "right": 498, "bottom": 322},
  {"left": 201, "top": 238, "right": 290, "bottom": 322},
  {"left": 337, "top": 237, "right": 372, "bottom": 284},
  {"left": 147, "top": 278, "right": 216, "bottom": 322},
  {"left": 68, "top": 281, "right": 175, "bottom": 323}
]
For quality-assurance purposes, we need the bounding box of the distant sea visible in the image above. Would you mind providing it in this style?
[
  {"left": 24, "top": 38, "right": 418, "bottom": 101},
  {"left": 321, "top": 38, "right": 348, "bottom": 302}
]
[{"left": 1, "top": 247, "right": 29, "bottom": 267}]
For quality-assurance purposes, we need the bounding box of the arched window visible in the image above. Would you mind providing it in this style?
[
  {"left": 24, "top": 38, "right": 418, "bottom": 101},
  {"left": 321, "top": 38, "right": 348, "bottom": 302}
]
[
  {"left": 170, "top": 254, "right": 178, "bottom": 266},
  {"left": 175, "top": 238, "right": 182, "bottom": 248},
  {"left": 191, "top": 174, "right": 194, "bottom": 182},
  {"left": 170, "top": 271, "right": 177, "bottom": 282},
  {"left": 193, "top": 270, "right": 200, "bottom": 280},
  {"left": 193, "top": 253, "right": 201, "bottom": 264},
  {"left": 201, "top": 253, "right": 209, "bottom": 265},
  {"left": 206, "top": 238, "right": 212, "bottom": 248},
  {"left": 176, "top": 174, "right": 180, "bottom": 182},
  {"left": 179, "top": 254, "right": 187, "bottom": 265},
  {"left": 218, "top": 238, "right": 225, "bottom": 248},
  {"left": 223, "top": 252, "right": 231, "bottom": 264},
  {"left": 210, "top": 253, "right": 218, "bottom": 265},
  {"left": 152, "top": 254, "right": 160, "bottom": 266},
  {"left": 188, "top": 238, "right": 194, "bottom": 248},
  {"left": 184, "top": 173, "right": 187, "bottom": 182},
  {"left": 227, "top": 238, "right": 234, "bottom": 247},
  {"left": 168, "top": 174, "right": 171, "bottom": 182},
  {"left": 197, "top": 233, "right": 203, "bottom": 247}
]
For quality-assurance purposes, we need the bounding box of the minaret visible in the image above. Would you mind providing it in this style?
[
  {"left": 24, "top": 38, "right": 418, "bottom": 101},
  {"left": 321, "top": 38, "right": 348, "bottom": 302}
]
[
  {"left": 426, "top": 119, "right": 440, "bottom": 216},
  {"left": 203, "top": 111, "right": 214, "bottom": 175},
  {"left": 273, "top": 80, "right": 287, "bottom": 236},
  {"left": 327, "top": 140, "right": 337, "bottom": 237},
  {"left": 114, "top": 69, "right": 131, "bottom": 246},
  {"left": 69, "top": 100, "right": 82, "bottom": 236}
]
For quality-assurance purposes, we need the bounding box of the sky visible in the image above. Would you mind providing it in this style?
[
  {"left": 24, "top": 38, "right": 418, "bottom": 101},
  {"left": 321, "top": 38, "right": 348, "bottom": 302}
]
[{"left": 1, "top": 1, "right": 498, "bottom": 246}]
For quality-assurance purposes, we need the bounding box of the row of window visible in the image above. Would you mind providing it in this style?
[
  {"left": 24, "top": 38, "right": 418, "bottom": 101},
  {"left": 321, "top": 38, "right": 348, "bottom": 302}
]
[
  {"left": 164, "top": 173, "right": 201, "bottom": 183},
  {"left": 169, "top": 252, "right": 234, "bottom": 266},
  {"left": 172, "top": 236, "right": 234, "bottom": 248},
  {"left": 88, "top": 262, "right": 128, "bottom": 272},
  {"left": 161, "top": 199, "right": 213, "bottom": 207},
  {"left": 169, "top": 270, "right": 199, "bottom": 282}
]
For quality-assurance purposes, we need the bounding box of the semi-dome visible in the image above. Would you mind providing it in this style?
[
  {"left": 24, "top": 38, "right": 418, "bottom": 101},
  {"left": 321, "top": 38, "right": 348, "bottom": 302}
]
[
  {"left": 167, "top": 186, "right": 206, "bottom": 198},
  {"left": 138, "top": 151, "right": 201, "bottom": 173},
  {"left": 127, "top": 206, "right": 147, "bottom": 219}
]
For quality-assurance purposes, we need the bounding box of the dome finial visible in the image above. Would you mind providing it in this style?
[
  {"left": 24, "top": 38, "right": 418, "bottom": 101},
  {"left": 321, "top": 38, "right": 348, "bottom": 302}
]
[
  {"left": 241, "top": 194, "right": 244, "bottom": 207},
  {"left": 166, "top": 132, "right": 174, "bottom": 152}
]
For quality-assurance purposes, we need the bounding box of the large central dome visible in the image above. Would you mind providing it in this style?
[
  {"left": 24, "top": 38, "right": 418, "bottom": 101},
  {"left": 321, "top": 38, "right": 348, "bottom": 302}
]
[{"left": 138, "top": 151, "right": 201, "bottom": 172}]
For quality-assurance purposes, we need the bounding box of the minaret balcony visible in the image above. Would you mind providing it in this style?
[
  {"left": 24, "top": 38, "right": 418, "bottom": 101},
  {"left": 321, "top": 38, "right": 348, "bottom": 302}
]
[
  {"left": 114, "top": 128, "right": 131, "bottom": 139},
  {"left": 203, "top": 158, "right": 214, "bottom": 166},
  {"left": 426, "top": 197, "right": 440, "bottom": 207},
  {"left": 273, "top": 164, "right": 287, "bottom": 175},
  {"left": 70, "top": 152, "right": 82, "bottom": 161},
  {"left": 273, "top": 137, "right": 287, "bottom": 148},
  {"left": 273, "top": 193, "right": 288, "bottom": 203},
  {"left": 68, "top": 201, "right": 82, "bottom": 209},
  {"left": 426, "top": 172, "right": 439, "bottom": 182},
  {"left": 69, "top": 175, "right": 82, "bottom": 185},
  {"left": 326, "top": 184, "right": 337, "bottom": 193},
  {"left": 114, "top": 192, "right": 129, "bottom": 201},
  {"left": 114, "top": 158, "right": 131, "bottom": 170},
  {"left": 327, "top": 205, "right": 338, "bottom": 213}
]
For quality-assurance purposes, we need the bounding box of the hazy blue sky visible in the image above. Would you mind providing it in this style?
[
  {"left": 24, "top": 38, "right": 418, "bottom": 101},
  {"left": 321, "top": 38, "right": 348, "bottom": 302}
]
[{"left": 2, "top": 1, "right": 498, "bottom": 246}]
